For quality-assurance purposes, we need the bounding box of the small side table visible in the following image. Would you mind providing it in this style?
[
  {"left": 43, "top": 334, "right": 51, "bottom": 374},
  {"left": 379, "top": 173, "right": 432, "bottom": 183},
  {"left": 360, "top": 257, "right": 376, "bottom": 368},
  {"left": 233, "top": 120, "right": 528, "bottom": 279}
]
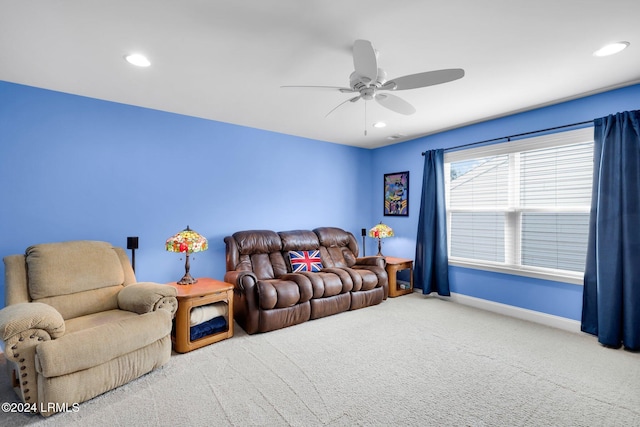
[
  {"left": 385, "top": 256, "right": 414, "bottom": 297},
  {"left": 167, "top": 277, "right": 234, "bottom": 353}
]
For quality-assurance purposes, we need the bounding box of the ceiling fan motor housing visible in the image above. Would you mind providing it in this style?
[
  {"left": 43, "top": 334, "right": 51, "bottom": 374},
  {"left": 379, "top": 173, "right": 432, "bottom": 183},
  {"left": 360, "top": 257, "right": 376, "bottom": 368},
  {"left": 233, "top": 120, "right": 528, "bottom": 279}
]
[{"left": 350, "top": 68, "right": 388, "bottom": 100}]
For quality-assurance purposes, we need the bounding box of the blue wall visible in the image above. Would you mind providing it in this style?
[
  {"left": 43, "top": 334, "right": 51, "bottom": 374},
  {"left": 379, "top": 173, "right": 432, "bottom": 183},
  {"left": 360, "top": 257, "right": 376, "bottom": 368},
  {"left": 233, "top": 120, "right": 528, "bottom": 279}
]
[
  {"left": 0, "top": 81, "right": 375, "bottom": 308},
  {"left": 3, "top": 80, "right": 640, "bottom": 322},
  {"left": 371, "top": 83, "right": 640, "bottom": 321}
]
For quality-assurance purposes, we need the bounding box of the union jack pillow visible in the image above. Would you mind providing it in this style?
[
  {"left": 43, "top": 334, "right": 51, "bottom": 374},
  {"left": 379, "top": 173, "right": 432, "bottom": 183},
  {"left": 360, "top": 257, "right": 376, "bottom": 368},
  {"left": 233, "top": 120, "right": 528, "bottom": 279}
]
[{"left": 289, "top": 250, "right": 323, "bottom": 272}]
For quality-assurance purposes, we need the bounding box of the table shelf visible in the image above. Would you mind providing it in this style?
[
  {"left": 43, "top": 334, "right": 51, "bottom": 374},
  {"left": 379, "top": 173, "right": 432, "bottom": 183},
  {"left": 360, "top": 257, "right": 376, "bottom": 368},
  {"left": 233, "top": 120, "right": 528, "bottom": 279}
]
[{"left": 166, "top": 278, "right": 234, "bottom": 353}]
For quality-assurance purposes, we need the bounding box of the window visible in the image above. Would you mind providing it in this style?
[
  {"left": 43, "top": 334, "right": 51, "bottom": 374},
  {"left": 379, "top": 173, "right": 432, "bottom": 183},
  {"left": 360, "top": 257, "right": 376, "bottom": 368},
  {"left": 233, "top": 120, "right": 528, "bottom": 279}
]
[{"left": 444, "top": 127, "right": 594, "bottom": 284}]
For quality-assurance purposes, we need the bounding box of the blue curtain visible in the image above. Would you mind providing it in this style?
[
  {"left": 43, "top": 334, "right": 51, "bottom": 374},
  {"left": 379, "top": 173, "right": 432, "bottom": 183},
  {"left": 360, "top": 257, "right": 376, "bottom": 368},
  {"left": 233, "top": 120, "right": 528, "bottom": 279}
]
[
  {"left": 415, "top": 149, "right": 450, "bottom": 296},
  {"left": 581, "top": 110, "right": 640, "bottom": 350}
]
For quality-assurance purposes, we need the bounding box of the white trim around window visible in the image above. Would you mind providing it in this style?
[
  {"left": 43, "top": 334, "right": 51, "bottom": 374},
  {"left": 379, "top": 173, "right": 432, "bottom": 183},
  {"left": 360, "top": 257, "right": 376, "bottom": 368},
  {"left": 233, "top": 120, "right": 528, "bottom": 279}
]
[{"left": 444, "top": 126, "right": 594, "bottom": 285}]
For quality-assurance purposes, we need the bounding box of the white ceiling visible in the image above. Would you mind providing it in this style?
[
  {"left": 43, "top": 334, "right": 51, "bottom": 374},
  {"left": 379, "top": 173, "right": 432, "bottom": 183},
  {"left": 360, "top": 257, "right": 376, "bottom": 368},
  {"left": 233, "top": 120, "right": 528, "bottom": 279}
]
[{"left": 2, "top": 1, "right": 639, "bottom": 149}]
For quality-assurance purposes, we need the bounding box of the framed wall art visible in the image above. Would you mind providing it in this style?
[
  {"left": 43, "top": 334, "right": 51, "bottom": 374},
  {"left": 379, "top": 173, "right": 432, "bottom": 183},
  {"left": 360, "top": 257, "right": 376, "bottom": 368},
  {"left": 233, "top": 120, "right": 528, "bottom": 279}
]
[{"left": 384, "top": 171, "right": 409, "bottom": 216}]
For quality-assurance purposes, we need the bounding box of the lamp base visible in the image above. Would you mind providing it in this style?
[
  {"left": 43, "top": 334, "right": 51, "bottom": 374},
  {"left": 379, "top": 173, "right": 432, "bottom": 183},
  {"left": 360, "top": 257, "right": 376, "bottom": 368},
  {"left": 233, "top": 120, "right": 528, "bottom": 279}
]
[
  {"left": 177, "top": 253, "right": 197, "bottom": 285},
  {"left": 376, "top": 238, "right": 384, "bottom": 257},
  {"left": 177, "top": 273, "right": 198, "bottom": 285}
]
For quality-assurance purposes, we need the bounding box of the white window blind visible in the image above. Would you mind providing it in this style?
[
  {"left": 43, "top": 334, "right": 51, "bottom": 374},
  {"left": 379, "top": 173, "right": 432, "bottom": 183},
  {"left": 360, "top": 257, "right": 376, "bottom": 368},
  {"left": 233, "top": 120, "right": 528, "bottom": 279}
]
[{"left": 444, "top": 127, "right": 594, "bottom": 284}]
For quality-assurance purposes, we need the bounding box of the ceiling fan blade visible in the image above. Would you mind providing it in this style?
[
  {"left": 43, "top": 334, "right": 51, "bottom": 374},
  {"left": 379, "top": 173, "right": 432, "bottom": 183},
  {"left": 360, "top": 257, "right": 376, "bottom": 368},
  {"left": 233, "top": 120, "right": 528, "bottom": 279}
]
[
  {"left": 385, "top": 68, "right": 465, "bottom": 91},
  {"left": 352, "top": 40, "right": 378, "bottom": 84},
  {"left": 325, "top": 96, "right": 361, "bottom": 117},
  {"left": 281, "top": 85, "right": 355, "bottom": 93},
  {"left": 375, "top": 93, "right": 416, "bottom": 115}
]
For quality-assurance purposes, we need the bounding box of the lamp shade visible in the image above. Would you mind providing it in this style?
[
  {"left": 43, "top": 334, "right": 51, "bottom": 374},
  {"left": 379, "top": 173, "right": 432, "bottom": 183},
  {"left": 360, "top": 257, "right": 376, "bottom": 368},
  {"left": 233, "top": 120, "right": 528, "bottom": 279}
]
[
  {"left": 166, "top": 226, "right": 208, "bottom": 254},
  {"left": 368, "top": 222, "right": 394, "bottom": 256},
  {"left": 368, "top": 222, "right": 394, "bottom": 239},
  {"left": 166, "top": 226, "right": 208, "bottom": 285}
]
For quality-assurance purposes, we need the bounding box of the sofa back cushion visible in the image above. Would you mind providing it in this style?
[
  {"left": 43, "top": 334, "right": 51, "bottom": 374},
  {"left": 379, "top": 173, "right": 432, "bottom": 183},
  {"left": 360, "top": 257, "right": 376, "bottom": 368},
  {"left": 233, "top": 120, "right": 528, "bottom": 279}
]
[
  {"left": 314, "top": 227, "right": 358, "bottom": 268},
  {"left": 232, "top": 230, "right": 287, "bottom": 279},
  {"left": 279, "top": 230, "right": 320, "bottom": 251},
  {"left": 278, "top": 230, "right": 322, "bottom": 273},
  {"left": 25, "top": 241, "right": 125, "bottom": 319}
]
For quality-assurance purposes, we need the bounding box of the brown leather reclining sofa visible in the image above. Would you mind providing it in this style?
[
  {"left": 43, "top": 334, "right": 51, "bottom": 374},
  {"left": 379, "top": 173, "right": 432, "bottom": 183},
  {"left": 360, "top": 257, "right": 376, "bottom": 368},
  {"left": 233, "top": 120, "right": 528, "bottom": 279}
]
[{"left": 224, "top": 227, "right": 388, "bottom": 334}]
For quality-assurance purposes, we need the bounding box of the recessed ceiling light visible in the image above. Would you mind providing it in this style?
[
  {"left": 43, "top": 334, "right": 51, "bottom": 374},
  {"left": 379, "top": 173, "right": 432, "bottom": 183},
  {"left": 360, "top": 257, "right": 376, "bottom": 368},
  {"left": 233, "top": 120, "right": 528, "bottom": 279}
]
[
  {"left": 125, "top": 53, "right": 151, "bottom": 67},
  {"left": 593, "top": 42, "right": 630, "bottom": 57},
  {"left": 373, "top": 122, "right": 387, "bottom": 128}
]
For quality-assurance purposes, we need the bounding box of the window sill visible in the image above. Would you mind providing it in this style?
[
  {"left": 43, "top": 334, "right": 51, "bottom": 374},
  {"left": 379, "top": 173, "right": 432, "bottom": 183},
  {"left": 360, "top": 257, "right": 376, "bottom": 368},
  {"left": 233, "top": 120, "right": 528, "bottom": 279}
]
[{"left": 448, "top": 259, "right": 584, "bottom": 285}]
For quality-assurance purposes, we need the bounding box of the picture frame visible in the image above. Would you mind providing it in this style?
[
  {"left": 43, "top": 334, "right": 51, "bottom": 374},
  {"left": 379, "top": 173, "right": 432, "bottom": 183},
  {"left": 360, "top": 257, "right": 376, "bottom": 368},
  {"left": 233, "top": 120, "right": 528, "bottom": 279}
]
[{"left": 384, "top": 171, "right": 409, "bottom": 216}]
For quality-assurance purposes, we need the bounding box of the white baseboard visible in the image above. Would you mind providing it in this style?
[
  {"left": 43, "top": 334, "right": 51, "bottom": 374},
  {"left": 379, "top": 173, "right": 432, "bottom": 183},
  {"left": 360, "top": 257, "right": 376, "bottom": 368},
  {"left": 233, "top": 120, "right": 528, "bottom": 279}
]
[{"left": 442, "top": 292, "right": 582, "bottom": 333}]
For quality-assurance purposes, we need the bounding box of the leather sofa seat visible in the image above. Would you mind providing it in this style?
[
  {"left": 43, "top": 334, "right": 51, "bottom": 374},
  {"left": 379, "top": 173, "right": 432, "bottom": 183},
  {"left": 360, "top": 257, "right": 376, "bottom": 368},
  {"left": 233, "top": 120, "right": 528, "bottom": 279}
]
[{"left": 279, "top": 229, "right": 353, "bottom": 319}]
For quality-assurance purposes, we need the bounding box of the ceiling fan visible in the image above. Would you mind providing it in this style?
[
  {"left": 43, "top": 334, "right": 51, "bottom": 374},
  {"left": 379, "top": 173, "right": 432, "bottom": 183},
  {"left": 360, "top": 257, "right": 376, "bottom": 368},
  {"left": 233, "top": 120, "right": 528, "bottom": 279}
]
[{"left": 282, "top": 39, "right": 465, "bottom": 117}]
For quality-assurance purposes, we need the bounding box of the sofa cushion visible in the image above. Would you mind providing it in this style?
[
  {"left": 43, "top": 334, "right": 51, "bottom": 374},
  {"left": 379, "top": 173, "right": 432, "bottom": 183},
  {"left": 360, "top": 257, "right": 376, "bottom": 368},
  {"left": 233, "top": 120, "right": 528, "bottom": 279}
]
[
  {"left": 319, "top": 246, "right": 357, "bottom": 269},
  {"left": 309, "top": 271, "right": 349, "bottom": 297},
  {"left": 26, "top": 241, "right": 124, "bottom": 300},
  {"left": 356, "top": 269, "right": 379, "bottom": 291},
  {"left": 232, "top": 231, "right": 287, "bottom": 279},
  {"left": 37, "top": 337, "right": 170, "bottom": 414},
  {"left": 279, "top": 230, "right": 320, "bottom": 251},
  {"left": 314, "top": 227, "right": 356, "bottom": 251},
  {"left": 247, "top": 253, "right": 276, "bottom": 280},
  {"left": 314, "top": 227, "right": 358, "bottom": 268},
  {"left": 35, "top": 309, "right": 171, "bottom": 378},
  {"left": 35, "top": 285, "right": 123, "bottom": 320},
  {"left": 289, "top": 250, "right": 323, "bottom": 272},
  {"left": 258, "top": 279, "right": 303, "bottom": 310},
  {"left": 233, "top": 230, "right": 281, "bottom": 255}
]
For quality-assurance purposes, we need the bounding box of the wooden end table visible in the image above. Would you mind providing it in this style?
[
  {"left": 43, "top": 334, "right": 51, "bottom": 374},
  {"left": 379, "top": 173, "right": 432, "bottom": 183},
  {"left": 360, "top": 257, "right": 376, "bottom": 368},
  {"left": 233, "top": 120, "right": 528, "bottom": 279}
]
[
  {"left": 166, "top": 277, "right": 234, "bottom": 353},
  {"left": 385, "top": 256, "right": 414, "bottom": 297}
]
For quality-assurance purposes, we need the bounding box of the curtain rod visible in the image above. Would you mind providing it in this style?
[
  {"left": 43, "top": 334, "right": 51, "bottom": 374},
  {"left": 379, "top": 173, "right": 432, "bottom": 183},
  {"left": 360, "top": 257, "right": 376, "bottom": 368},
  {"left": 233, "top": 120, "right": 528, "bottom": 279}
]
[{"left": 421, "top": 119, "right": 593, "bottom": 156}]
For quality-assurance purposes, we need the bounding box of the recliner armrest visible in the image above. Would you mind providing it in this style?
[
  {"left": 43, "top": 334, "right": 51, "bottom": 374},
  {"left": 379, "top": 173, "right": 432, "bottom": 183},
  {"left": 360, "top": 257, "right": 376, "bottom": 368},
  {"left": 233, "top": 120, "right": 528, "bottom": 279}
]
[
  {"left": 118, "top": 282, "right": 178, "bottom": 316},
  {"left": 224, "top": 270, "right": 258, "bottom": 292},
  {"left": 0, "top": 302, "right": 66, "bottom": 408},
  {"left": 355, "top": 256, "right": 386, "bottom": 268},
  {"left": 0, "top": 302, "right": 65, "bottom": 347}
]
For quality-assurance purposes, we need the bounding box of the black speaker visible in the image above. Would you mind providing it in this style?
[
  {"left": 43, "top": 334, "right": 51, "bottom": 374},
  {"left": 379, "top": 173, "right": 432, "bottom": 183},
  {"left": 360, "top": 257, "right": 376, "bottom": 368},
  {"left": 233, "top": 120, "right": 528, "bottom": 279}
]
[
  {"left": 127, "top": 236, "right": 139, "bottom": 250},
  {"left": 361, "top": 228, "right": 367, "bottom": 256}
]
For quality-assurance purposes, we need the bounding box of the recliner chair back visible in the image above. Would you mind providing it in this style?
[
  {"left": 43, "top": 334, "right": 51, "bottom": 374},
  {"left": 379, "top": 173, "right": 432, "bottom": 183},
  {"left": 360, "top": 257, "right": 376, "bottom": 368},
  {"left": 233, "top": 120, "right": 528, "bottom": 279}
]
[
  {"left": 228, "top": 230, "right": 287, "bottom": 279},
  {"left": 313, "top": 227, "right": 359, "bottom": 268},
  {"left": 6, "top": 240, "right": 136, "bottom": 320}
]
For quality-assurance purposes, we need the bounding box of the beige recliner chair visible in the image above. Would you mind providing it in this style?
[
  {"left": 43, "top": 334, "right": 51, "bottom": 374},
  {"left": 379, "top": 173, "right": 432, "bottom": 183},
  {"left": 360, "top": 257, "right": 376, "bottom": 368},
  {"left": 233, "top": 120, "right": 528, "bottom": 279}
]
[{"left": 0, "top": 240, "right": 178, "bottom": 416}]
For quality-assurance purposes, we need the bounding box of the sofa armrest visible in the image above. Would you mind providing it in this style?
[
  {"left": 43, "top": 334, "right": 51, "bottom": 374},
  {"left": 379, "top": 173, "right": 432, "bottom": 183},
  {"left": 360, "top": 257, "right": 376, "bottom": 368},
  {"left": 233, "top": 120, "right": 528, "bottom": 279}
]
[
  {"left": 224, "top": 270, "right": 260, "bottom": 333},
  {"left": 224, "top": 270, "right": 257, "bottom": 292},
  {"left": 118, "top": 282, "right": 178, "bottom": 317},
  {"left": 355, "top": 256, "right": 386, "bottom": 268},
  {"left": 0, "top": 302, "right": 66, "bottom": 407},
  {"left": 0, "top": 302, "right": 65, "bottom": 348}
]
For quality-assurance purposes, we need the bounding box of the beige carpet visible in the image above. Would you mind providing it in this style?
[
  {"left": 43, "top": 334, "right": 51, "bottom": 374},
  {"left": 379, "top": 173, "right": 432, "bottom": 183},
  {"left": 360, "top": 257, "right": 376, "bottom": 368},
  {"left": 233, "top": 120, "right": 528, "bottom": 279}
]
[{"left": 1, "top": 293, "right": 639, "bottom": 426}]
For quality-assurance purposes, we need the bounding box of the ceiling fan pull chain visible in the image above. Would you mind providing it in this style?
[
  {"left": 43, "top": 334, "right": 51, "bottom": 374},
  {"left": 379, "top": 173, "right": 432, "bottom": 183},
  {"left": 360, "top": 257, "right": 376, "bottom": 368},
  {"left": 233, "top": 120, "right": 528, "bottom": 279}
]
[{"left": 364, "top": 101, "right": 368, "bottom": 136}]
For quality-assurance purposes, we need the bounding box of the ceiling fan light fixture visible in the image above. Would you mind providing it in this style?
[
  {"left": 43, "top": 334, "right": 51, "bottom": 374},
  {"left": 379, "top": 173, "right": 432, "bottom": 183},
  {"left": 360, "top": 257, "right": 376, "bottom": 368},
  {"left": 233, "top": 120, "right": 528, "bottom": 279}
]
[
  {"left": 593, "top": 41, "right": 630, "bottom": 57},
  {"left": 125, "top": 53, "right": 151, "bottom": 67}
]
